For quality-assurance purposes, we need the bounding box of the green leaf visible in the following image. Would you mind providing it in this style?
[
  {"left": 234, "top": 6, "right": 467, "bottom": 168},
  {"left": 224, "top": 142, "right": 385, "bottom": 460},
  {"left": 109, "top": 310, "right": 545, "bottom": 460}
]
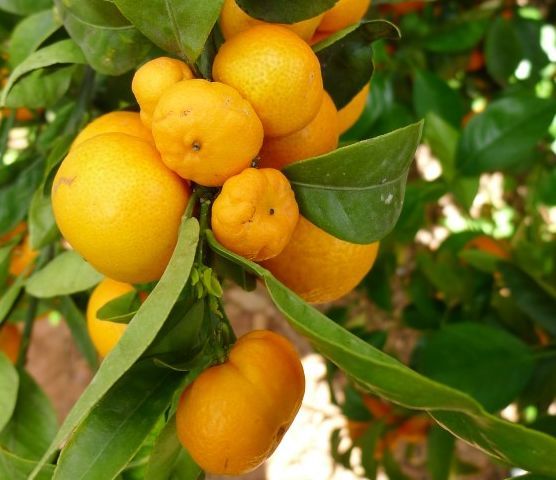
[
  {"left": 457, "top": 95, "right": 556, "bottom": 175},
  {"left": 0, "top": 0, "right": 51, "bottom": 15},
  {"left": 8, "top": 9, "right": 61, "bottom": 68},
  {"left": 458, "top": 249, "right": 501, "bottom": 274},
  {"left": 499, "top": 263, "right": 556, "bottom": 336},
  {"left": 97, "top": 291, "right": 141, "bottom": 324},
  {"left": 29, "top": 187, "right": 58, "bottom": 250},
  {"left": 427, "top": 425, "right": 454, "bottom": 480},
  {"left": 314, "top": 20, "right": 400, "bottom": 109},
  {"left": 0, "top": 353, "right": 19, "bottom": 432},
  {"left": 25, "top": 251, "right": 103, "bottom": 298},
  {"left": 424, "top": 18, "right": 487, "bottom": 53},
  {"left": 55, "top": 0, "right": 152, "bottom": 76},
  {"left": 0, "top": 276, "right": 26, "bottom": 325},
  {"left": 57, "top": 296, "right": 98, "bottom": 370},
  {"left": 358, "top": 421, "right": 383, "bottom": 479},
  {"left": 423, "top": 113, "right": 459, "bottom": 182},
  {"left": 0, "top": 371, "right": 58, "bottom": 461},
  {"left": 206, "top": 232, "right": 556, "bottom": 475},
  {"left": 54, "top": 361, "right": 183, "bottom": 480},
  {"left": 32, "top": 217, "right": 199, "bottom": 479},
  {"left": 416, "top": 323, "right": 535, "bottom": 412},
  {"left": 113, "top": 0, "right": 223, "bottom": 63},
  {"left": 413, "top": 71, "right": 463, "bottom": 128},
  {"left": 284, "top": 121, "right": 423, "bottom": 243},
  {"left": 383, "top": 449, "right": 410, "bottom": 480},
  {"left": 0, "top": 448, "right": 55, "bottom": 480},
  {"left": 236, "top": 0, "right": 335, "bottom": 23},
  {"left": 0, "top": 39, "right": 85, "bottom": 107}
]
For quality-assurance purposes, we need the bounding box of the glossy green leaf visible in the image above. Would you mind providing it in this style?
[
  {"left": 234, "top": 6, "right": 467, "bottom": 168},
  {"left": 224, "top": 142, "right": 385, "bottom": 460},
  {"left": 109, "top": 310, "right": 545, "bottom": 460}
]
[
  {"left": 29, "top": 187, "right": 58, "bottom": 250},
  {"left": 284, "top": 121, "right": 423, "bottom": 243},
  {"left": 427, "top": 425, "right": 454, "bottom": 480},
  {"left": 358, "top": 421, "right": 383, "bottom": 479},
  {"left": 113, "top": 0, "right": 223, "bottom": 63},
  {"left": 0, "top": 39, "right": 85, "bottom": 107},
  {"left": 0, "top": 448, "right": 55, "bottom": 480},
  {"left": 0, "top": 353, "right": 18, "bottom": 432},
  {"left": 54, "top": 361, "right": 183, "bottom": 480},
  {"left": 423, "top": 112, "right": 459, "bottom": 182},
  {"left": 314, "top": 20, "right": 400, "bottom": 109},
  {"left": 32, "top": 217, "right": 199, "bottom": 479},
  {"left": 413, "top": 71, "right": 463, "bottom": 128},
  {"left": 236, "top": 0, "right": 336, "bottom": 23},
  {"left": 0, "top": 371, "right": 57, "bottom": 461},
  {"left": 457, "top": 95, "right": 556, "bottom": 175},
  {"left": 0, "top": 276, "right": 25, "bottom": 325},
  {"left": 416, "top": 323, "right": 535, "bottom": 412},
  {"left": 55, "top": 0, "right": 152, "bottom": 76},
  {"left": 0, "top": 0, "right": 51, "bottom": 15},
  {"left": 206, "top": 232, "right": 556, "bottom": 475},
  {"left": 424, "top": 19, "right": 487, "bottom": 53},
  {"left": 485, "top": 17, "right": 521, "bottom": 85},
  {"left": 25, "top": 251, "right": 103, "bottom": 298},
  {"left": 97, "top": 291, "right": 141, "bottom": 324},
  {"left": 499, "top": 263, "right": 556, "bottom": 336},
  {"left": 8, "top": 9, "right": 61, "bottom": 67}
]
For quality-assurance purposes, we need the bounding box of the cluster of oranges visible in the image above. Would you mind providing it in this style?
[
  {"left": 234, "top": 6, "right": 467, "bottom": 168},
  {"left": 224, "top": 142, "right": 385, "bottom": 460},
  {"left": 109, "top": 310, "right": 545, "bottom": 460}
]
[{"left": 52, "top": 0, "right": 379, "bottom": 475}]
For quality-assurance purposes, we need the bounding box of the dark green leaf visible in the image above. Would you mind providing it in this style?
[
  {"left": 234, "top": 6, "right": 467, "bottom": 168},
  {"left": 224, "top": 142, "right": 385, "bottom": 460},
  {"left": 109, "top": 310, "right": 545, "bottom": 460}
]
[
  {"left": 8, "top": 9, "right": 61, "bottom": 67},
  {"left": 97, "top": 291, "right": 141, "bottom": 324},
  {"left": 427, "top": 424, "right": 454, "bottom": 480},
  {"left": 0, "top": 448, "right": 55, "bottom": 480},
  {"left": 416, "top": 323, "right": 535, "bottom": 412},
  {"left": 25, "top": 251, "right": 103, "bottom": 298},
  {"left": 315, "top": 20, "right": 400, "bottom": 109},
  {"left": 457, "top": 95, "right": 556, "bottom": 174},
  {"left": 424, "top": 112, "right": 459, "bottom": 182},
  {"left": 424, "top": 19, "right": 487, "bottom": 53},
  {"left": 55, "top": 0, "right": 152, "bottom": 76},
  {"left": 458, "top": 250, "right": 500, "bottom": 274},
  {"left": 236, "top": 0, "right": 336, "bottom": 23},
  {"left": 0, "top": 276, "right": 26, "bottom": 325},
  {"left": 485, "top": 17, "right": 521, "bottom": 86},
  {"left": 29, "top": 187, "right": 58, "bottom": 250},
  {"left": 0, "top": 0, "right": 51, "bottom": 15},
  {"left": 284, "top": 121, "right": 422, "bottom": 243},
  {"left": 54, "top": 361, "right": 183, "bottom": 480},
  {"left": 0, "top": 353, "right": 18, "bottom": 432},
  {"left": 0, "top": 371, "right": 57, "bottom": 461},
  {"left": 358, "top": 421, "right": 383, "bottom": 479},
  {"left": 113, "top": 0, "right": 222, "bottom": 63},
  {"left": 32, "top": 217, "right": 199, "bottom": 478},
  {"left": 499, "top": 263, "right": 556, "bottom": 336},
  {"left": 383, "top": 449, "right": 410, "bottom": 480}
]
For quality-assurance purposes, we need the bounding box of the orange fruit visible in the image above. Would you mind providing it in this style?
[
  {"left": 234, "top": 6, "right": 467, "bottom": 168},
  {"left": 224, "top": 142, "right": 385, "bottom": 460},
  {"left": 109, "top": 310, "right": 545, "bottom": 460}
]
[
  {"left": 51, "top": 133, "right": 190, "bottom": 284},
  {"left": 213, "top": 25, "right": 324, "bottom": 137},
  {"left": 259, "top": 92, "right": 339, "bottom": 170},
  {"left": 9, "top": 234, "right": 38, "bottom": 277},
  {"left": 72, "top": 111, "right": 154, "bottom": 149},
  {"left": 152, "top": 79, "right": 263, "bottom": 186},
  {"left": 87, "top": 278, "right": 134, "bottom": 357},
  {"left": 0, "top": 222, "right": 26, "bottom": 244},
  {"left": 262, "top": 217, "right": 379, "bottom": 303},
  {"left": 219, "top": 0, "right": 323, "bottom": 41},
  {"left": 347, "top": 419, "right": 371, "bottom": 442},
  {"left": 0, "top": 324, "right": 22, "bottom": 364},
  {"left": 132, "top": 57, "right": 194, "bottom": 128},
  {"left": 338, "top": 84, "right": 370, "bottom": 135},
  {"left": 467, "top": 49, "right": 485, "bottom": 72},
  {"left": 212, "top": 168, "right": 299, "bottom": 261},
  {"left": 176, "top": 330, "right": 305, "bottom": 475},
  {"left": 317, "top": 0, "right": 371, "bottom": 33},
  {"left": 464, "top": 235, "right": 510, "bottom": 260},
  {"left": 379, "top": 1, "right": 424, "bottom": 15}
]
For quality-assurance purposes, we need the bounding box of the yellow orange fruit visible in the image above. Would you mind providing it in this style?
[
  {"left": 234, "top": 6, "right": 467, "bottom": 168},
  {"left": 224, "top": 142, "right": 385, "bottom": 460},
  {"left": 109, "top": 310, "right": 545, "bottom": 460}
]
[
  {"left": 51, "top": 133, "right": 190, "bottom": 284},
  {"left": 86, "top": 278, "right": 135, "bottom": 357},
  {"left": 0, "top": 324, "right": 22, "bottom": 364},
  {"left": 464, "top": 235, "right": 510, "bottom": 260},
  {"left": 132, "top": 57, "right": 194, "bottom": 127},
  {"left": 318, "top": 0, "right": 371, "bottom": 33},
  {"left": 259, "top": 92, "right": 339, "bottom": 170},
  {"left": 219, "top": 0, "right": 323, "bottom": 41},
  {"left": 176, "top": 330, "right": 305, "bottom": 475},
  {"left": 152, "top": 79, "right": 263, "bottom": 186},
  {"left": 338, "top": 84, "right": 370, "bottom": 135},
  {"left": 72, "top": 111, "right": 154, "bottom": 149},
  {"left": 262, "top": 217, "right": 379, "bottom": 303},
  {"left": 213, "top": 25, "right": 324, "bottom": 137},
  {"left": 212, "top": 168, "right": 299, "bottom": 261},
  {"left": 9, "top": 235, "right": 38, "bottom": 276}
]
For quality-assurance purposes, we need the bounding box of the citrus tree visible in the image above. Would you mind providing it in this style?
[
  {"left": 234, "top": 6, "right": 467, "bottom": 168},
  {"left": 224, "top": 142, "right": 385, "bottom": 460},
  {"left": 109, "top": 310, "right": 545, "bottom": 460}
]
[{"left": 0, "top": 1, "right": 555, "bottom": 479}]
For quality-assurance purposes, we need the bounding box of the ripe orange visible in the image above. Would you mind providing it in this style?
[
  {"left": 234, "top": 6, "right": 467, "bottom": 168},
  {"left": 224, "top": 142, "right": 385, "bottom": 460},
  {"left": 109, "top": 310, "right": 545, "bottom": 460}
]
[
  {"left": 51, "top": 133, "right": 190, "bottom": 284},
  {"left": 212, "top": 168, "right": 299, "bottom": 261},
  {"left": 86, "top": 278, "right": 134, "bottom": 357},
  {"left": 262, "top": 217, "right": 379, "bottom": 303},
  {"left": 176, "top": 330, "right": 305, "bottom": 475},
  {"left": 72, "top": 111, "right": 154, "bottom": 149},
  {"left": 9, "top": 234, "right": 38, "bottom": 276},
  {"left": 213, "top": 25, "right": 324, "bottom": 137},
  {"left": 379, "top": 1, "right": 425, "bottom": 16},
  {"left": 467, "top": 49, "right": 485, "bottom": 72},
  {"left": 152, "top": 79, "right": 263, "bottom": 186},
  {"left": 259, "top": 92, "right": 339, "bottom": 170},
  {"left": 0, "top": 324, "right": 22, "bottom": 364},
  {"left": 317, "top": 0, "right": 371, "bottom": 33},
  {"left": 337, "top": 84, "right": 370, "bottom": 135},
  {"left": 464, "top": 235, "right": 510, "bottom": 260},
  {"left": 219, "top": 0, "right": 323, "bottom": 41},
  {"left": 131, "top": 57, "right": 194, "bottom": 128}
]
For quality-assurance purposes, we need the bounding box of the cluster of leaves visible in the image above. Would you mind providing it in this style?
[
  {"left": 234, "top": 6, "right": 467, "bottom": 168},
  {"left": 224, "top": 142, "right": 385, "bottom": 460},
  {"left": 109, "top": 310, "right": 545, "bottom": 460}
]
[
  {"left": 330, "top": 0, "right": 556, "bottom": 477},
  {"left": 0, "top": 0, "right": 555, "bottom": 480}
]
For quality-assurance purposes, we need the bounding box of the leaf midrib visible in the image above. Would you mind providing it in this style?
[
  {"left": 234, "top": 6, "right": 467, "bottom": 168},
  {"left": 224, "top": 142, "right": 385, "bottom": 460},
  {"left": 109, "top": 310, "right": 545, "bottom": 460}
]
[{"left": 289, "top": 169, "right": 408, "bottom": 192}]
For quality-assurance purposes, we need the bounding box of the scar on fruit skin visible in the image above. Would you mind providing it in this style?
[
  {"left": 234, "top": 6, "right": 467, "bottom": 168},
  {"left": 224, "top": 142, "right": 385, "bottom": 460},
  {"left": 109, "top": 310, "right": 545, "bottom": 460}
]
[{"left": 52, "top": 176, "right": 77, "bottom": 195}]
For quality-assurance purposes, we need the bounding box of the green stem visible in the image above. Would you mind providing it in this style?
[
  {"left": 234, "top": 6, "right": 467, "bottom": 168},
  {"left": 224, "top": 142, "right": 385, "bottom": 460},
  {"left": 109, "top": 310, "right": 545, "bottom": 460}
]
[
  {"left": 16, "top": 296, "right": 38, "bottom": 368},
  {"left": 0, "top": 110, "right": 16, "bottom": 160},
  {"left": 64, "top": 66, "right": 96, "bottom": 135},
  {"left": 184, "top": 189, "right": 200, "bottom": 219},
  {"left": 196, "top": 198, "right": 211, "bottom": 265}
]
